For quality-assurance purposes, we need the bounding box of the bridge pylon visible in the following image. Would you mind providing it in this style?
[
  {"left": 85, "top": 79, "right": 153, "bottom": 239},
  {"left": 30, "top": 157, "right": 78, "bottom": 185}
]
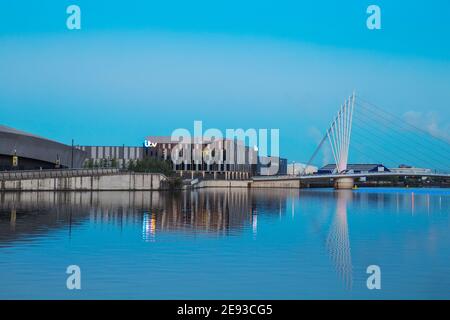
[{"left": 327, "top": 92, "right": 356, "bottom": 174}]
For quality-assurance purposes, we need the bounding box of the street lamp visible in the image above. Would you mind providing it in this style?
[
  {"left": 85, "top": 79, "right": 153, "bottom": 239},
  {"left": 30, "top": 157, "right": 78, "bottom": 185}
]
[{"left": 71, "top": 139, "right": 74, "bottom": 169}]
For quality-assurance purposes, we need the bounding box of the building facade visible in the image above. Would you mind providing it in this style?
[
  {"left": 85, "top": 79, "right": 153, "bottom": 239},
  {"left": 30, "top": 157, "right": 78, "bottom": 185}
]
[
  {"left": 389, "top": 165, "right": 432, "bottom": 175},
  {"left": 144, "top": 136, "right": 258, "bottom": 179},
  {"left": 77, "top": 145, "right": 144, "bottom": 169},
  {"left": 256, "top": 156, "right": 288, "bottom": 176},
  {"left": 79, "top": 137, "right": 288, "bottom": 178},
  {"left": 287, "top": 163, "right": 318, "bottom": 175},
  {"left": 1, "top": 124, "right": 288, "bottom": 179},
  {"left": 0, "top": 125, "right": 86, "bottom": 170}
]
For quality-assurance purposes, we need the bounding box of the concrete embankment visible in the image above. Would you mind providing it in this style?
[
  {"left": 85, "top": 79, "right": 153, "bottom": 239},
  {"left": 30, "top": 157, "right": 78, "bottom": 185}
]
[
  {"left": 0, "top": 172, "right": 166, "bottom": 191},
  {"left": 193, "top": 180, "right": 251, "bottom": 189},
  {"left": 193, "top": 178, "right": 302, "bottom": 189},
  {"left": 251, "top": 178, "right": 301, "bottom": 189},
  {"left": 0, "top": 169, "right": 313, "bottom": 191}
]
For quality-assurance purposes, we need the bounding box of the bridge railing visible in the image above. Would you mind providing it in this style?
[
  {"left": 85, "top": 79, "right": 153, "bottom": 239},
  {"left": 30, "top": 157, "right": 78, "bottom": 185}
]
[{"left": 0, "top": 168, "right": 122, "bottom": 181}]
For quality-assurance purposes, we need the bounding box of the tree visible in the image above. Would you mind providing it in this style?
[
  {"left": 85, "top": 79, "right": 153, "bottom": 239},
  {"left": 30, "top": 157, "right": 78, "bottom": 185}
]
[
  {"left": 128, "top": 158, "right": 174, "bottom": 176},
  {"left": 111, "top": 158, "right": 118, "bottom": 168}
]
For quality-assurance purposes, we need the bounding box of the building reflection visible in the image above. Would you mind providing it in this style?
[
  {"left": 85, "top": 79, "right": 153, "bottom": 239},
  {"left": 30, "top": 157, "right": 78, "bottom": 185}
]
[
  {"left": 10, "top": 208, "right": 16, "bottom": 231},
  {"left": 142, "top": 212, "right": 156, "bottom": 242},
  {"left": 0, "top": 189, "right": 288, "bottom": 245},
  {"left": 139, "top": 189, "right": 290, "bottom": 240}
]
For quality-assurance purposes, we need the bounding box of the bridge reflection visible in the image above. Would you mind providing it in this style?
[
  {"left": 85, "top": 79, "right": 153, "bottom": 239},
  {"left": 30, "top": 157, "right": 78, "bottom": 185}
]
[{"left": 326, "top": 190, "right": 353, "bottom": 289}]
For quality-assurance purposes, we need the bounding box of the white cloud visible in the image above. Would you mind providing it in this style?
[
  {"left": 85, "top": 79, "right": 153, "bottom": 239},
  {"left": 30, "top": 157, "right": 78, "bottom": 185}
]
[{"left": 403, "top": 111, "right": 450, "bottom": 142}]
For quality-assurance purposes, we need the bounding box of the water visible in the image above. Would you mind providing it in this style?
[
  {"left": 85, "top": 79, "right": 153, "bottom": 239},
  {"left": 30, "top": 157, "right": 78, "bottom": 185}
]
[{"left": 0, "top": 188, "right": 449, "bottom": 299}]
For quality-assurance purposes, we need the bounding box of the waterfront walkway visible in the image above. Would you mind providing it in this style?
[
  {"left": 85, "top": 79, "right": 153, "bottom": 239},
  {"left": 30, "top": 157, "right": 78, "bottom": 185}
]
[{"left": 0, "top": 168, "right": 120, "bottom": 181}]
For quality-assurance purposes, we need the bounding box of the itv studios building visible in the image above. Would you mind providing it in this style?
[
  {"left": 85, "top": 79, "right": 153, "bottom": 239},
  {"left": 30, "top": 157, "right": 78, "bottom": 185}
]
[{"left": 79, "top": 136, "right": 288, "bottom": 178}]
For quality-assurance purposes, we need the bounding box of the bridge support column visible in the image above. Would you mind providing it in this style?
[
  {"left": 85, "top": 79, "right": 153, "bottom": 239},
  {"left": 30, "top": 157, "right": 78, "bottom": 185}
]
[{"left": 334, "top": 177, "right": 355, "bottom": 190}]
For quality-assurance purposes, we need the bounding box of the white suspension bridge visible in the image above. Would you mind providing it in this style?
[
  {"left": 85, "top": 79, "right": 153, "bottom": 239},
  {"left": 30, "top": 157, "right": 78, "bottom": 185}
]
[{"left": 255, "top": 92, "right": 450, "bottom": 189}]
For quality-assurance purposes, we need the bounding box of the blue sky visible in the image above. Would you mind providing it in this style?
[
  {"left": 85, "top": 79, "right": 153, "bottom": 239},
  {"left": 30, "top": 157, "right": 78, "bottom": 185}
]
[{"left": 1, "top": 0, "right": 449, "bottom": 164}]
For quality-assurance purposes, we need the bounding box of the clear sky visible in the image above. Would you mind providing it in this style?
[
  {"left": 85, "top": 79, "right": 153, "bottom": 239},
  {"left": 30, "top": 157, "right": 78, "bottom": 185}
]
[{"left": 1, "top": 0, "right": 449, "bottom": 164}]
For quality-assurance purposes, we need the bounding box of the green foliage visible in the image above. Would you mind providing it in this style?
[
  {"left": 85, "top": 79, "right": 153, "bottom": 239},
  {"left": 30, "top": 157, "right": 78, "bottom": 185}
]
[
  {"left": 159, "top": 175, "right": 183, "bottom": 190},
  {"left": 128, "top": 158, "right": 174, "bottom": 176},
  {"left": 127, "top": 160, "right": 135, "bottom": 171},
  {"left": 83, "top": 159, "right": 94, "bottom": 168},
  {"left": 167, "top": 176, "right": 183, "bottom": 190},
  {"left": 111, "top": 158, "right": 118, "bottom": 168}
]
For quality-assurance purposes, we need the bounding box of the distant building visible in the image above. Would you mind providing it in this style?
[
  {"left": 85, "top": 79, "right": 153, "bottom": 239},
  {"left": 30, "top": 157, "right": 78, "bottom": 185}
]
[
  {"left": 318, "top": 164, "right": 390, "bottom": 175},
  {"left": 390, "top": 165, "right": 432, "bottom": 175},
  {"left": 287, "top": 163, "right": 318, "bottom": 175},
  {"left": 256, "top": 156, "right": 288, "bottom": 176}
]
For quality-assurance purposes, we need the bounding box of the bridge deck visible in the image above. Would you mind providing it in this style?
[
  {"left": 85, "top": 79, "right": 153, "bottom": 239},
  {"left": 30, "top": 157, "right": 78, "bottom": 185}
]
[{"left": 253, "top": 172, "right": 450, "bottom": 182}]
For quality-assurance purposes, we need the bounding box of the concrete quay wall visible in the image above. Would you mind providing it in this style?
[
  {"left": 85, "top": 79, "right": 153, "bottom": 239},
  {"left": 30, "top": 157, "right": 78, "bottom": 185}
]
[
  {"left": 0, "top": 173, "right": 166, "bottom": 191},
  {"left": 195, "top": 178, "right": 302, "bottom": 189},
  {"left": 251, "top": 179, "right": 302, "bottom": 189},
  {"left": 195, "top": 180, "right": 251, "bottom": 189}
]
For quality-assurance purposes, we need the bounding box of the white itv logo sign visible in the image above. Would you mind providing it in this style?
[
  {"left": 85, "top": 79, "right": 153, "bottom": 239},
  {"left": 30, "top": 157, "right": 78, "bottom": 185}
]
[{"left": 144, "top": 140, "right": 158, "bottom": 148}]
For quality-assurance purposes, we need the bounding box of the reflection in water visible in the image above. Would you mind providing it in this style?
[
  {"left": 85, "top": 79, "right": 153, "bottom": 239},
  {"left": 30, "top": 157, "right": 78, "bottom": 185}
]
[
  {"left": 10, "top": 208, "right": 16, "bottom": 231},
  {"left": 326, "top": 191, "right": 353, "bottom": 289},
  {"left": 252, "top": 211, "right": 257, "bottom": 238},
  {"left": 1, "top": 188, "right": 449, "bottom": 299},
  {"left": 0, "top": 189, "right": 289, "bottom": 245},
  {"left": 142, "top": 212, "right": 156, "bottom": 242},
  {"left": 0, "top": 189, "right": 353, "bottom": 290}
]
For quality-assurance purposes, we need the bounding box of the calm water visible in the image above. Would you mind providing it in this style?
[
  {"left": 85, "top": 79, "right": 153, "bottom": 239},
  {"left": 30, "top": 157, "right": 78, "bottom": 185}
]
[{"left": 0, "top": 188, "right": 449, "bottom": 299}]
